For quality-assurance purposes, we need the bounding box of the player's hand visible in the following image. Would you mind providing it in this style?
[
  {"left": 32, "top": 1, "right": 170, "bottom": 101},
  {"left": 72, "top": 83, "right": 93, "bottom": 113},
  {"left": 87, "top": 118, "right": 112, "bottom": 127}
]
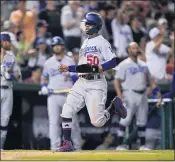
[
  {"left": 1, "top": 65, "right": 5, "bottom": 75},
  {"left": 156, "top": 101, "right": 161, "bottom": 108},
  {"left": 4, "top": 72, "right": 11, "bottom": 79},
  {"left": 118, "top": 95, "right": 128, "bottom": 107},
  {"left": 122, "top": 99, "right": 128, "bottom": 108},
  {"left": 98, "top": 65, "right": 103, "bottom": 72},
  {"left": 156, "top": 97, "right": 163, "bottom": 108},
  {"left": 59, "top": 64, "right": 68, "bottom": 72},
  {"left": 41, "top": 86, "right": 49, "bottom": 95},
  {"left": 1, "top": 48, "right": 5, "bottom": 62}
]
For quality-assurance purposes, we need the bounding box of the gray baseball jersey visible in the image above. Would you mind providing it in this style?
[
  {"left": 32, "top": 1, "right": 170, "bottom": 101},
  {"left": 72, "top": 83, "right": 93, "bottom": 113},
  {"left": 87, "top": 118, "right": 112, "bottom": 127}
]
[
  {"left": 0, "top": 50, "right": 21, "bottom": 149},
  {"left": 115, "top": 58, "right": 150, "bottom": 127},
  {"left": 61, "top": 35, "right": 116, "bottom": 127},
  {"left": 1, "top": 50, "right": 21, "bottom": 87},
  {"left": 115, "top": 58, "right": 150, "bottom": 91},
  {"left": 41, "top": 54, "right": 82, "bottom": 150},
  {"left": 42, "top": 55, "right": 75, "bottom": 90}
]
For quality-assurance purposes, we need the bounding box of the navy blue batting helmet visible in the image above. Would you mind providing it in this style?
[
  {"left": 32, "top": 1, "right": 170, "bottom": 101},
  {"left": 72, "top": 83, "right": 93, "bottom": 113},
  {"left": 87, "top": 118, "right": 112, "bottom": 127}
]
[
  {"left": 0, "top": 33, "right": 11, "bottom": 42},
  {"left": 51, "top": 36, "right": 64, "bottom": 47},
  {"left": 82, "top": 12, "right": 103, "bottom": 35}
]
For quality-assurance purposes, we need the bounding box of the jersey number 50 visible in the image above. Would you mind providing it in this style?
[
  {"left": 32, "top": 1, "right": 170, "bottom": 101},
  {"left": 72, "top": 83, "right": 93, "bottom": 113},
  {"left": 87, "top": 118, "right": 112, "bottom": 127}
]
[{"left": 87, "top": 55, "right": 99, "bottom": 65}]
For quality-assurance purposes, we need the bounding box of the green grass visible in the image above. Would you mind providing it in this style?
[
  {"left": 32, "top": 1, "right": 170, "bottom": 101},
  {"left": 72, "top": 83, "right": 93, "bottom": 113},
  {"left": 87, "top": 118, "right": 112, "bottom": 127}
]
[{"left": 3, "top": 150, "right": 173, "bottom": 161}]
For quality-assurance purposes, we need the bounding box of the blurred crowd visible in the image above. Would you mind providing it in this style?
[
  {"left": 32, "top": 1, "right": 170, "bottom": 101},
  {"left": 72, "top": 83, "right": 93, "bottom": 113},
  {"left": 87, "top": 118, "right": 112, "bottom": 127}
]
[{"left": 1, "top": 0, "right": 174, "bottom": 84}]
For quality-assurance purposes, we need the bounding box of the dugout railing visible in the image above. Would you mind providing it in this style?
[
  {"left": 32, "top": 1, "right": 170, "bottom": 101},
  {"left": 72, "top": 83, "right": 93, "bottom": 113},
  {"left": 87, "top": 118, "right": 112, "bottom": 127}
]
[
  {"left": 3, "top": 81, "right": 174, "bottom": 150},
  {"left": 124, "top": 98, "right": 174, "bottom": 149}
]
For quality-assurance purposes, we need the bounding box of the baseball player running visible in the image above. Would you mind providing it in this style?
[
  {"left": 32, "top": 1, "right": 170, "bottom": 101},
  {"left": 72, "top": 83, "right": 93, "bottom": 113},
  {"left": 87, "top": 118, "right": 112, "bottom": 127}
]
[
  {"left": 114, "top": 42, "right": 162, "bottom": 150},
  {"left": 40, "top": 36, "right": 82, "bottom": 151},
  {"left": 0, "top": 33, "right": 21, "bottom": 150},
  {"left": 57, "top": 12, "right": 127, "bottom": 152}
]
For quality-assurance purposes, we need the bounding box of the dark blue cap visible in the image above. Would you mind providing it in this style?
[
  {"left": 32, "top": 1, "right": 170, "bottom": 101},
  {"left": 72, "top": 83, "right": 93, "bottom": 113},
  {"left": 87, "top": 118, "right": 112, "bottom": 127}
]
[{"left": 0, "top": 33, "right": 11, "bottom": 42}]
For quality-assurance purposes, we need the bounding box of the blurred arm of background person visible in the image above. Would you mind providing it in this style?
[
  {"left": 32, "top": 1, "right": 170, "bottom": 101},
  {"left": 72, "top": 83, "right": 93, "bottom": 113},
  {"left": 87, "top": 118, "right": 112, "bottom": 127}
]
[
  {"left": 111, "top": 9, "right": 133, "bottom": 59},
  {"left": 61, "top": 1, "right": 83, "bottom": 30},
  {"left": 114, "top": 63, "right": 125, "bottom": 101},
  {"left": 96, "top": 3, "right": 110, "bottom": 41},
  {"left": 146, "top": 27, "right": 171, "bottom": 82},
  {"left": 105, "top": 5, "right": 116, "bottom": 44},
  {"left": 10, "top": 0, "right": 36, "bottom": 46},
  {"left": 114, "top": 78, "right": 124, "bottom": 101},
  {"left": 61, "top": 0, "right": 83, "bottom": 51},
  {"left": 38, "top": 0, "right": 63, "bottom": 38},
  {"left": 28, "top": 38, "right": 50, "bottom": 69},
  {"left": 129, "top": 15, "right": 146, "bottom": 51},
  {"left": 16, "top": 30, "right": 31, "bottom": 67}
]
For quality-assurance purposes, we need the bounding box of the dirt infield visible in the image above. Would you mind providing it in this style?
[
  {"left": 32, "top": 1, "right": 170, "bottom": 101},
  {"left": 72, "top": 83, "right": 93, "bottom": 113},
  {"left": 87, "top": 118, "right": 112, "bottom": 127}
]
[{"left": 1, "top": 150, "right": 174, "bottom": 161}]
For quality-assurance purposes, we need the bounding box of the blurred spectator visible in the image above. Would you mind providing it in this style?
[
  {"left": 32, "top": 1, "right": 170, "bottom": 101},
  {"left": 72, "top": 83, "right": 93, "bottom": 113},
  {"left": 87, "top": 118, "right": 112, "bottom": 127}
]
[
  {"left": 95, "top": 131, "right": 114, "bottom": 150},
  {"left": 38, "top": 0, "right": 63, "bottom": 38},
  {"left": 71, "top": 47, "right": 79, "bottom": 65},
  {"left": 145, "top": 27, "right": 174, "bottom": 82},
  {"left": 16, "top": 30, "right": 30, "bottom": 67},
  {"left": 129, "top": 15, "right": 146, "bottom": 50},
  {"left": 166, "top": 32, "right": 175, "bottom": 80},
  {"left": 1, "top": 20, "right": 19, "bottom": 53},
  {"left": 111, "top": 9, "right": 133, "bottom": 61},
  {"left": 157, "top": 18, "right": 168, "bottom": 35},
  {"left": 121, "top": 1, "right": 137, "bottom": 18},
  {"left": 25, "top": 0, "right": 39, "bottom": 14},
  {"left": 24, "top": 66, "right": 42, "bottom": 84},
  {"left": 61, "top": 1, "right": 83, "bottom": 51},
  {"left": 0, "top": 1, "right": 16, "bottom": 22},
  {"left": 105, "top": 5, "right": 116, "bottom": 44},
  {"left": 83, "top": 1, "right": 98, "bottom": 14},
  {"left": 28, "top": 37, "right": 50, "bottom": 68},
  {"left": 97, "top": 6, "right": 110, "bottom": 41},
  {"left": 166, "top": 54, "right": 174, "bottom": 81},
  {"left": 33, "top": 20, "right": 52, "bottom": 49},
  {"left": 10, "top": 0, "right": 36, "bottom": 46}
]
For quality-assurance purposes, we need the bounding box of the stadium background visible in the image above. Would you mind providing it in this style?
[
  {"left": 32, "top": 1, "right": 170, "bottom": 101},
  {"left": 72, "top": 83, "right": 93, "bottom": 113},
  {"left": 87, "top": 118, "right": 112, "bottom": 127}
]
[{"left": 1, "top": 0, "right": 174, "bottom": 150}]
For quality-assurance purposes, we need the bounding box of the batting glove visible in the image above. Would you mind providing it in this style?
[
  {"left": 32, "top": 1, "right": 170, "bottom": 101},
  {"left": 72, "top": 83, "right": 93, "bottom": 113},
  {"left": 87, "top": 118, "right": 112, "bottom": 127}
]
[
  {"left": 41, "top": 86, "right": 49, "bottom": 95},
  {"left": 4, "top": 72, "right": 11, "bottom": 79}
]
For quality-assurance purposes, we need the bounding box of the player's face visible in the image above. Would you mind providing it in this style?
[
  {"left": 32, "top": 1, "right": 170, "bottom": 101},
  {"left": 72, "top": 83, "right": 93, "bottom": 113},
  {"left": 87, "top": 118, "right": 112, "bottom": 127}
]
[
  {"left": 85, "top": 23, "right": 94, "bottom": 34},
  {"left": 53, "top": 44, "right": 64, "bottom": 55},
  {"left": 129, "top": 44, "right": 139, "bottom": 57},
  {"left": 2, "top": 41, "right": 11, "bottom": 50}
]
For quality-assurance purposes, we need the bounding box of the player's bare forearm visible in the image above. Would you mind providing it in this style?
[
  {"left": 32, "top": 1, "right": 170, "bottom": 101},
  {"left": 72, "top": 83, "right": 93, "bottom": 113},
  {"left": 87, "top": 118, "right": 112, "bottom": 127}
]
[
  {"left": 114, "top": 79, "right": 124, "bottom": 99},
  {"left": 1, "top": 48, "right": 5, "bottom": 63},
  {"left": 14, "top": 73, "right": 21, "bottom": 81},
  {"left": 169, "top": 34, "right": 174, "bottom": 56},
  {"left": 149, "top": 77, "right": 162, "bottom": 99},
  {"left": 153, "top": 37, "right": 163, "bottom": 52},
  {"left": 149, "top": 77, "right": 157, "bottom": 90}
]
